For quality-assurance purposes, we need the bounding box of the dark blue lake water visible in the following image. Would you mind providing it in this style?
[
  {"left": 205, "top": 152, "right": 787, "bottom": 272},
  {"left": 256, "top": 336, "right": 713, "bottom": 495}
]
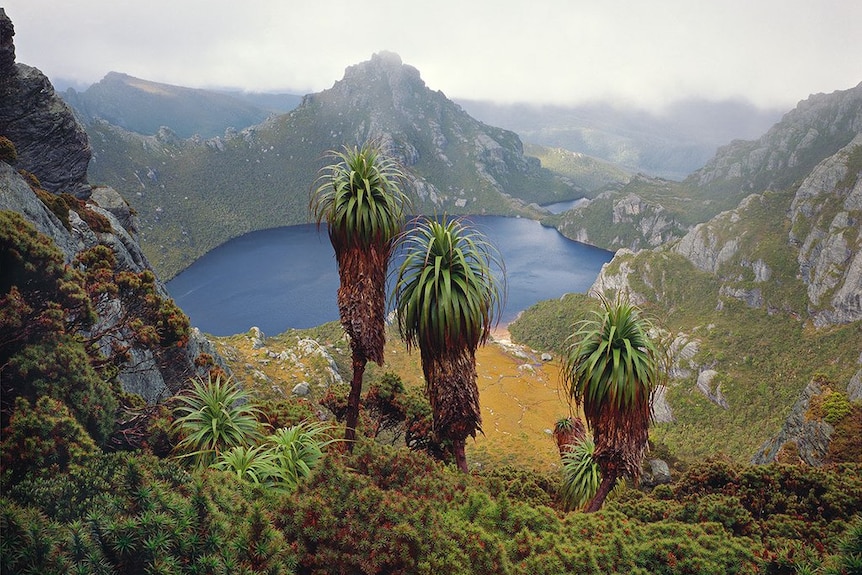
[{"left": 166, "top": 216, "right": 613, "bottom": 336}]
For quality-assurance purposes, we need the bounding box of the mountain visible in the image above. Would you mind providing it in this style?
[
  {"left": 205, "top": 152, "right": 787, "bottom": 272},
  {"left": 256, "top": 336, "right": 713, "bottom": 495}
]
[
  {"left": 511, "top": 85, "right": 862, "bottom": 464},
  {"left": 63, "top": 72, "right": 278, "bottom": 138},
  {"left": 457, "top": 98, "right": 784, "bottom": 180},
  {"left": 551, "top": 83, "right": 862, "bottom": 254},
  {"left": 81, "top": 52, "right": 574, "bottom": 278}
]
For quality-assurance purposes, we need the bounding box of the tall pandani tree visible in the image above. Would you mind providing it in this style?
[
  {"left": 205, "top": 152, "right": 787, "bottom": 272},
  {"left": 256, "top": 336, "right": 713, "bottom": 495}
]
[
  {"left": 393, "top": 217, "right": 505, "bottom": 472},
  {"left": 311, "top": 142, "right": 409, "bottom": 449},
  {"left": 561, "top": 293, "right": 666, "bottom": 512}
]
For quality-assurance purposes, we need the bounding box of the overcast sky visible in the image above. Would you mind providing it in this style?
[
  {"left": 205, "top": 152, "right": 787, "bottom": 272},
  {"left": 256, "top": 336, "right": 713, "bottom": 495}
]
[{"left": 4, "top": 0, "right": 861, "bottom": 111}]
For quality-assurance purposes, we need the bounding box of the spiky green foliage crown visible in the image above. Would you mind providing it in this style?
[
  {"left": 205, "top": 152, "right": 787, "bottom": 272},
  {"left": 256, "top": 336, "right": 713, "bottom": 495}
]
[
  {"left": 394, "top": 217, "right": 505, "bottom": 354},
  {"left": 563, "top": 294, "right": 663, "bottom": 414},
  {"left": 311, "top": 142, "right": 409, "bottom": 250}
]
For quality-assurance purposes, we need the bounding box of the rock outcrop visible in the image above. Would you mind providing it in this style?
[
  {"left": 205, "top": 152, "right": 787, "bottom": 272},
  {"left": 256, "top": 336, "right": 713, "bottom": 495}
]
[
  {"left": 0, "top": 9, "right": 91, "bottom": 198},
  {"left": 752, "top": 380, "right": 833, "bottom": 466},
  {"left": 789, "top": 134, "right": 862, "bottom": 326},
  {"left": 557, "top": 178, "right": 687, "bottom": 253}
]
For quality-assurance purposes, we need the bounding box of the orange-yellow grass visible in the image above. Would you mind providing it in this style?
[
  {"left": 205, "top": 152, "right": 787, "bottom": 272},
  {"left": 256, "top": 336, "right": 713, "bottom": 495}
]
[
  {"left": 214, "top": 326, "right": 577, "bottom": 472},
  {"left": 469, "top": 330, "right": 573, "bottom": 472}
]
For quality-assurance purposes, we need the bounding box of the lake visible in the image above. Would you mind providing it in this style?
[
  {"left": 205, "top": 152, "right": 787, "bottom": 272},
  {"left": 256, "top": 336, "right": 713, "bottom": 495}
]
[{"left": 166, "top": 216, "right": 613, "bottom": 336}]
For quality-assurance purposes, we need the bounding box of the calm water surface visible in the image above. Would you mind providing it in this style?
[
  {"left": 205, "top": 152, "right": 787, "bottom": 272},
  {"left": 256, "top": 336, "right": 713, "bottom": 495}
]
[{"left": 166, "top": 216, "right": 613, "bottom": 336}]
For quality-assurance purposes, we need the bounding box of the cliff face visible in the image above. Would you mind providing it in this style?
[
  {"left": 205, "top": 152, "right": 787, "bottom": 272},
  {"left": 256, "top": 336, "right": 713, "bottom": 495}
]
[
  {"left": 0, "top": 8, "right": 219, "bottom": 401},
  {"left": 789, "top": 134, "right": 862, "bottom": 326},
  {"left": 0, "top": 10, "right": 91, "bottom": 198}
]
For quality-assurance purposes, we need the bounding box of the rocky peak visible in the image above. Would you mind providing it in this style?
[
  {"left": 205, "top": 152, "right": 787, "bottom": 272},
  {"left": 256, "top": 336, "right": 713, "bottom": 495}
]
[
  {"left": 0, "top": 9, "right": 92, "bottom": 198},
  {"left": 294, "top": 52, "right": 567, "bottom": 212},
  {"left": 692, "top": 82, "right": 862, "bottom": 196}
]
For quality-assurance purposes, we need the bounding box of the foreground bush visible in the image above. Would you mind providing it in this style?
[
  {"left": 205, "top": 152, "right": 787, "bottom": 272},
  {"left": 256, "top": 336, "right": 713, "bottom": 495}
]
[{"left": 2, "top": 435, "right": 860, "bottom": 574}]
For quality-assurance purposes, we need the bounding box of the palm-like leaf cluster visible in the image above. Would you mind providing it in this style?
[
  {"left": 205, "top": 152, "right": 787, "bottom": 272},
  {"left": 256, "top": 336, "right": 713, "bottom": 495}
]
[
  {"left": 395, "top": 217, "right": 504, "bottom": 357},
  {"left": 311, "top": 143, "right": 408, "bottom": 252},
  {"left": 563, "top": 295, "right": 661, "bottom": 416},
  {"left": 172, "top": 374, "right": 264, "bottom": 466},
  {"left": 561, "top": 294, "right": 665, "bottom": 510},
  {"left": 560, "top": 437, "right": 600, "bottom": 511},
  {"left": 268, "top": 421, "right": 336, "bottom": 490},
  {"left": 173, "top": 375, "right": 335, "bottom": 491},
  {"left": 394, "top": 217, "right": 504, "bottom": 471}
]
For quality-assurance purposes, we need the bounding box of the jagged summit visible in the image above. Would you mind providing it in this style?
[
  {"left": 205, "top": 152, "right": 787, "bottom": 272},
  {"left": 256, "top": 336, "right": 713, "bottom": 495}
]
[{"left": 692, "top": 81, "right": 862, "bottom": 195}]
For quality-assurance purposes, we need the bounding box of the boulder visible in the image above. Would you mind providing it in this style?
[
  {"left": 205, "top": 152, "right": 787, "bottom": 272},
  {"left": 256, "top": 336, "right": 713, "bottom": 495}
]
[{"left": 641, "top": 458, "right": 672, "bottom": 487}]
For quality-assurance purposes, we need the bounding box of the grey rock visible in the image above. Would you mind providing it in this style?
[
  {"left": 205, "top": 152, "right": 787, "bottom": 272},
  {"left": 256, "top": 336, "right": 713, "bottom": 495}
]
[
  {"left": 249, "top": 326, "right": 266, "bottom": 349},
  {"left": 292, "top": 382, "right": 310, "bottom": 397},
  {"left": 0, "top": 11, "right": 91, "bottom": 198},
  {"left": 752, "top": 379, "right": 833, "bottom": 465},
  {"left": 90, "top": 185, "right": 138, "bottom": 235},
  {"left": 651, "top": 385, "right": 675, "bottom": 423},
  {"left": 696, "top": 369, "right": 729, "bottom": 409},
  {"left": 641, "top": 459, "right": 672, "bottom": 487},
  {"left": 541, "top": 352, "right": 553, "bottom": 362}
]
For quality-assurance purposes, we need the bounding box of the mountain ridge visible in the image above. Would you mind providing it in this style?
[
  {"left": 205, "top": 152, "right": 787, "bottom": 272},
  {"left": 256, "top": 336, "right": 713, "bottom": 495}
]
[{"left": 81, "top": 52, "right": 573, "bottom": 278}]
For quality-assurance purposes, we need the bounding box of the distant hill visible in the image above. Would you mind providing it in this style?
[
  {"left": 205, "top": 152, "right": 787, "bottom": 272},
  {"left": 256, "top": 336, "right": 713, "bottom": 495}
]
[
  {"left": 215, "top": 89, "right": 302, "bottom": 114},
  {"left": 82, "top": 53, "right": 573, "bottom": 277},
  {"left": 458, "top": 98, "right": 784, "bottom": 180},
  {"left": 63, "top": 72, "right": 283, "bottom": 138}
]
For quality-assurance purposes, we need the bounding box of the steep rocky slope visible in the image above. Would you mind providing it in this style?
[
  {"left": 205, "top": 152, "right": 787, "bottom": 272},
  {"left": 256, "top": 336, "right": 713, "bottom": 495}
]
[
  {"left": 0, "top": 8, "right": 219, "bottom": 401},
  {"left": 553, "top": 83, "right": 862, "bottom": 255},
  {"left": 583, "top": 123, "right": 861, "bottom": 462}
]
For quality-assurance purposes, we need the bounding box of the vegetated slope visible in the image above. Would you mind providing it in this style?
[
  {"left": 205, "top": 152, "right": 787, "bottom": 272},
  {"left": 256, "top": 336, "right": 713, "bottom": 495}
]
[
  {"left": 63, "top": 72, "right": 277, "bottom": 138},
  {"left": 551, "top": 82, "right": 862, "bottom": 254},
  {"left": 83, "top": 52, "right": 574, "bottom": 278},
  {"left": 523, "top": 143, "right": 632, "bottom": 198},
  {"left": 511, "top": 130, "right": 862, "bottom": 463},
  {"left": 458, "top": 97, "right": 784, "bottom": 180}
]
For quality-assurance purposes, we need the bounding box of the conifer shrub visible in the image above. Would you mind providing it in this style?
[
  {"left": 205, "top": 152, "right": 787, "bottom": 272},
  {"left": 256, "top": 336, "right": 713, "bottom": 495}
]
[
  {"left": 480, "top": 465, "right": 558, "bottom": 509},
  {"left": 5, "top": 337, "right": 118, "bottom": 445},
  {"left": 258, "top": 396, "right": 319, "bottom": 430},
  {"left": 827, "top": 402, "right": 862, "bottom": 463}
]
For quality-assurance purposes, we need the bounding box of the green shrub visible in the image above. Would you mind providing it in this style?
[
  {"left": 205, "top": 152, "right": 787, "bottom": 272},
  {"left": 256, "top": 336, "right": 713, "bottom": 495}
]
[
  {"left": 172, "top": 374, "right": 264, "bottom": 466},
  {"left": 5, "top": 336, "right": 118, "bottom": 444},
  {"left": 0, "top": 396, "right": 99, "bottom": 485},
  {"left": 559, "top": 437, "right": 600, "bottom": 510}
]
